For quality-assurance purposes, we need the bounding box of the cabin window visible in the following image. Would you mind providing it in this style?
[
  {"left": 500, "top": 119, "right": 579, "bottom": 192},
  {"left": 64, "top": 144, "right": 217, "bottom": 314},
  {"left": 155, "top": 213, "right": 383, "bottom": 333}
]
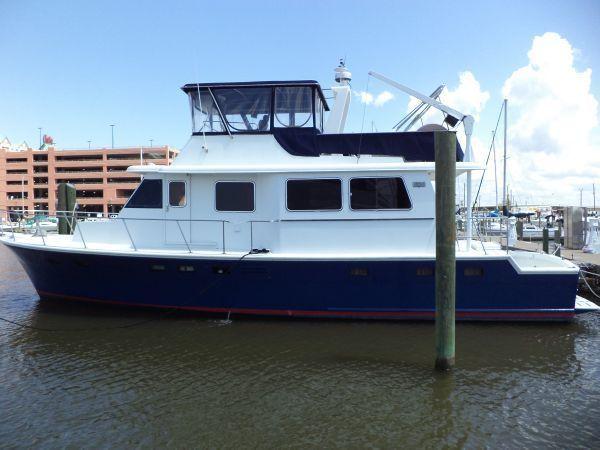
[
  {"left": 169, "top": 181, "right": 186, "bottom": 207},
  {"left": 350, "top": 177, "right": 411, "bottom": 210},
  {"left": 314, "top": 89, "right": 324, "bottom": 131},
  {"left": 287, "top": 179, "right": 342, "bottom": 211},
  {"left": 125, "top": 179, "right": 163, "bottom": 209},
  {"left": 213, "top": 88, "right": 272, "bottom": 132},
  {"left": 190, "top": 90, "right": 227, "bottom": 133},
  {"left": 274, "top": 87, "right": 314, "bottom": 128},
  {"left": 215, "top": 181, "right": 255, "bottom": 212}
]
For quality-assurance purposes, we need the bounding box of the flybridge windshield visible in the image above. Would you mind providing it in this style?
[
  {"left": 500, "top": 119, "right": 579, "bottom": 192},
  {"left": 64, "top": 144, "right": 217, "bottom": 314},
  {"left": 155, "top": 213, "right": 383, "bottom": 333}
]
[{"left": 189, "top": 85, "right": 325, "bottom": 134}]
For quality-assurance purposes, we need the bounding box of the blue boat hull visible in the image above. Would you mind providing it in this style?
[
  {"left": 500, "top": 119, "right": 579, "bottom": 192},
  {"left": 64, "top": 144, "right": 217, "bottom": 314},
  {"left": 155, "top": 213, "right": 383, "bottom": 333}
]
[{"left": 7, "top": 245, "right": 580, "bottom": 321}]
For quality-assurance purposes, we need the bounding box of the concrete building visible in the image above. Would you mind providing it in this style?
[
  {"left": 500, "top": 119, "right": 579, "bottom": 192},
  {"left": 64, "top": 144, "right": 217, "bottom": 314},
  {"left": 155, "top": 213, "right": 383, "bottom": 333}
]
[{"left": 0, "top": 139, "right": 177, "bottom": 215}]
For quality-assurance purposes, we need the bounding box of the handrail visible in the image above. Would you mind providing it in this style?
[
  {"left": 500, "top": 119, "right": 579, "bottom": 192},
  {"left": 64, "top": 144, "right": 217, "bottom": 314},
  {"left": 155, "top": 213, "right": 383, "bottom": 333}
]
[
  {"left": 77, "top": 223, "right": 88, "bottom": 249},
  {"left": 3, "top": 208, "right": 502, "bottom": 256},
  {"left": 34, "top": 217, "right": 46, "bottom": 246},
  {"left": 118, "top": 220, "right": 133, "bottom": 250},
  {"left": 176, "top": 220, "right": 192, "bottom": 253}
]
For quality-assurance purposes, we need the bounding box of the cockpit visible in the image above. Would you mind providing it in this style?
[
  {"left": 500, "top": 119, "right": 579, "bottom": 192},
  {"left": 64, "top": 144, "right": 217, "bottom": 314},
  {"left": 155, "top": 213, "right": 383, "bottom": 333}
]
[{"left": 181, "top": 81, "right": 329, "bottom": 135}]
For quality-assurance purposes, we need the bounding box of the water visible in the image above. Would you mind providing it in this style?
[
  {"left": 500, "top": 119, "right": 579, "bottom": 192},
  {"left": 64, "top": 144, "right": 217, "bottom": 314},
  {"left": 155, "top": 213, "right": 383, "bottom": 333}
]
[{"left": 0, "top": 244, "right": 599, "bottom": 448}]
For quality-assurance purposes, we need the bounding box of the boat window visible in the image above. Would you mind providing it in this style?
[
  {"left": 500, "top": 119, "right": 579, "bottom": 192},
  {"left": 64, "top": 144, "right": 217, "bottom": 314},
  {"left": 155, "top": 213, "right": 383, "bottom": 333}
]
[
  {"left": 212, "top": 88, "right": 272, "bottom": 132},
  {"left": 287, "top": 179, "right": 342, "bottom": 211},
  {"left": 275, "top": 87, "right": 314, "bottom": 128},
  {"left": 169, "top": 181, "right": 186, "bottom": 207},
  {"left": 314, "top": 89, "right": 324, "bottom": 131},
  {"left": 190, "top": 90, "right": 227, "bottom": 133},
  {"left": 215, "top": 181, "right": 255, "bottom": 212},
  {"left": 350, "top": 177, "right": 411, "bottom": 210},
  {"left": 125, "top": 179, "right": 163, "bottom": 209}
]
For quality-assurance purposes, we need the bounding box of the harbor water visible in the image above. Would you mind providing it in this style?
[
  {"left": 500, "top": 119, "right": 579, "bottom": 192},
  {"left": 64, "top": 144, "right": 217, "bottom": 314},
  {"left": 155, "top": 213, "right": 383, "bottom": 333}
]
[{"left": 0, "top": 244, "right": 599, "bottom": 448}]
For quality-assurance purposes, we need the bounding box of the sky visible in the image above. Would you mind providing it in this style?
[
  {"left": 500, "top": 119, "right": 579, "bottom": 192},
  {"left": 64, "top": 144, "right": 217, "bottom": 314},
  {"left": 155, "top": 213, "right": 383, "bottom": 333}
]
[{"left": 1, "top": 0, "right": 599, "bottom": 206}]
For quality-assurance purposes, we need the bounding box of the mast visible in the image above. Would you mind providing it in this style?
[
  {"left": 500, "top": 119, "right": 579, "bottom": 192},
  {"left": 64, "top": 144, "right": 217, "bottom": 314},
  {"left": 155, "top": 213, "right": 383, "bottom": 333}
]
[
  {"left": 502, "top": 99, "right": 508, "bottom": 214},
  {"left": 492, "top": 130, "right": 498, "bottom": 208}
]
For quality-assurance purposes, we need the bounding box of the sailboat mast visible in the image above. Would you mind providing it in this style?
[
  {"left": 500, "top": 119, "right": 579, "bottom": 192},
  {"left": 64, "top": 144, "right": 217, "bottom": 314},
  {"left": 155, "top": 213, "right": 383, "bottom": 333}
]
[
  {"left": 502, "top": 99, "right": 508, "bottom": 212},
  {"left": 492, "top": 130, "right": 498, "bottom": 208}
]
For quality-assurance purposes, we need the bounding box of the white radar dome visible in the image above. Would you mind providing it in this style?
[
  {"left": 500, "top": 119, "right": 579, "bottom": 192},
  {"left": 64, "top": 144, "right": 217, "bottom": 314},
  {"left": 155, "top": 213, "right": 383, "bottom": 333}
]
[{"left": 416, "top": 124, "right": 447, "bottom": 132}]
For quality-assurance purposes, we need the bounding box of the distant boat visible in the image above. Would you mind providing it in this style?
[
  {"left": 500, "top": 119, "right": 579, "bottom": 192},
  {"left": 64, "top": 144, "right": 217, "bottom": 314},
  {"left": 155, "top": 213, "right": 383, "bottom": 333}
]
[
  {"left": 1, "top": 217, "right": 57, "bottom": 233},
  {"left": 522, "top": 223, "right": 552, "bottom": 240}
]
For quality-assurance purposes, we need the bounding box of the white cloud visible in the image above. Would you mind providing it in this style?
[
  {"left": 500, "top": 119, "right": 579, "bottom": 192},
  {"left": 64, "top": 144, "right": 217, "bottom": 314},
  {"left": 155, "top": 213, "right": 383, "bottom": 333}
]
[
  {"left": 400, "top": 34, "right": 600, "bottom": 206},
  {"left": 374, "top": 91, "right": 394, "bottom": 107},
  {"left": 355, "top": 91, "right": 373, "bottom": 105},
  {"left": 355, "top": 90, "right": 394, "bottom": 107},
  {"left": 501, "top": 32, "right": 600, "bottom": 205}
]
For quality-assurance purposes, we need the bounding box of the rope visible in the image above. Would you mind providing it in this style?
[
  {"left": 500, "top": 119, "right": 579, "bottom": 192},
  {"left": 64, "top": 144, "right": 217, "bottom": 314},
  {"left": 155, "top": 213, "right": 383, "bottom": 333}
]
[
  {"left": 580, "top": 269, "right": 600, "bottom": 278},
  {"left": 0, "top": 251, "right": 253, "bottom": 332},
  {"left": 580, "top": 274, "right": 600, "bottom": 299}
]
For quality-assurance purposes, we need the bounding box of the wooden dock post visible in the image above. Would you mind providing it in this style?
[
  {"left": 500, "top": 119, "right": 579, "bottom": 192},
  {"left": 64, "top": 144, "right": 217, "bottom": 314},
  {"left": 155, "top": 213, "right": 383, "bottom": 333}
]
[
  {"left": 543, "top": 227, "right": 549, "bottom": 253},
  {"left": 434, "top": 131, "right": 456, "bottom": 371},
  {"left": 57, "top": 183, "right": 77, "bottom": 235}
]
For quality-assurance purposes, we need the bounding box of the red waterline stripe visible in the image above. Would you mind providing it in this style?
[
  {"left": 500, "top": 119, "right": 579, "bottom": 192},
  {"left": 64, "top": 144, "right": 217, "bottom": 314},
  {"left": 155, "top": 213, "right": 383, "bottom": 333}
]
[{"left": 37, "top": 290, "right": 574, "bottom": 320}]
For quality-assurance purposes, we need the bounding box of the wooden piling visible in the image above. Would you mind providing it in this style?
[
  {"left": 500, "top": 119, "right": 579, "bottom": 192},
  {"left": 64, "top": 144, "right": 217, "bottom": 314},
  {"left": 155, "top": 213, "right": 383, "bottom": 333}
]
[
  {"left": 543, "top": 228, "right": 549, "bottom": 254},
  {"left": 434, "top": 131, "right": 456, "bottom": 371},
  {"left": 57, "top": 183, "right": 77, "bottom": 235}
]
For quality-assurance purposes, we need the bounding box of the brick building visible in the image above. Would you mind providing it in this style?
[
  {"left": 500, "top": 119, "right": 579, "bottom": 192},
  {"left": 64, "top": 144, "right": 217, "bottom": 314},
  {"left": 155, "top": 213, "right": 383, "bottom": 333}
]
[{"left": 0, "top": 139, "right": 178, "bottom": 215}]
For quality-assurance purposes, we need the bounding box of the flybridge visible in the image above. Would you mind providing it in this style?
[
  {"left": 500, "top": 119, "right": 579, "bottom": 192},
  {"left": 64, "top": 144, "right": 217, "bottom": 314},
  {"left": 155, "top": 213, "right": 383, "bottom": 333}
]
[
  {"left": 180, "top": 78, "right": 464, "bottom": 162},
  {"left": 182, "top": 80, "right": 329, "bottom": 135}
]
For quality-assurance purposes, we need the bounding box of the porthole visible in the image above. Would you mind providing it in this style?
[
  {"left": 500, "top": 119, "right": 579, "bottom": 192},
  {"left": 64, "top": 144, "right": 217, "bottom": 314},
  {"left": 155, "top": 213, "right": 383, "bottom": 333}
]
[
  {"left": 464, "top": 267, "right": 484, "bottom": 277},
  {"left": 417, "top": 267, "right": 434, "bottom": 276},
  {"left": 350, "top": 268, "right": 369, "bottom": 277}
]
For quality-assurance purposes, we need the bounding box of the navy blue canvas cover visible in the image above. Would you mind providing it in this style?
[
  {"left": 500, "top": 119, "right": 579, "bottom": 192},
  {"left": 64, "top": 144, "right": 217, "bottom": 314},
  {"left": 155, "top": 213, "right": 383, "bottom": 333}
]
[{"left": 273, "top": 128, "right": 464, "bottom": 162}]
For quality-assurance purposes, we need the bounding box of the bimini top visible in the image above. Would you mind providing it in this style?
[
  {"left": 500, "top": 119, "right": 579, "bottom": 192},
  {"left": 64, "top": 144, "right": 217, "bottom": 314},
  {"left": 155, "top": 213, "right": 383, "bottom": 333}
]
[
  {"left": 183, "top": 80, "right": 329, "bottom": 135},
  {"left": 181, "top": 80, "right": 328, "bottom": 107}
]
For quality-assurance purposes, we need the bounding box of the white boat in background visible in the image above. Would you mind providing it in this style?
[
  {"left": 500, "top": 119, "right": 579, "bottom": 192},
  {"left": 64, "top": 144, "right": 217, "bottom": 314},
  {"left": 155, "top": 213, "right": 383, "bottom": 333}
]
[
  {"left": 0, "top": 217, "right": 58, "bottom": 233},
  {"left": 522, "top": 223, "right": 546, "bottom": 240}
]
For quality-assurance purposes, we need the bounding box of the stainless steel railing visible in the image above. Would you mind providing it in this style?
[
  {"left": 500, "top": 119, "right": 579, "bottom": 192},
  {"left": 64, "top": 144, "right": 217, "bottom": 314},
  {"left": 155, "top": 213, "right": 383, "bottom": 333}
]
[
  {"left": 3, "top": 209, "right": 493, "bottom": 255},
  {"left": 0, "top": 208, "right": 232, "bottom": 254}
]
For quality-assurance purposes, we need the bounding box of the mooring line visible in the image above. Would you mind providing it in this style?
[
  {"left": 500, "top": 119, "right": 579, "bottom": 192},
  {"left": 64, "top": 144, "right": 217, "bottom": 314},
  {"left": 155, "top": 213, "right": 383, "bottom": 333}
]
[
  {"left": 580, "top": 275, "right": 600, "bottom": 300},
  {"left": 579, "top": 269, "right": 600, "bottom": 278}
]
